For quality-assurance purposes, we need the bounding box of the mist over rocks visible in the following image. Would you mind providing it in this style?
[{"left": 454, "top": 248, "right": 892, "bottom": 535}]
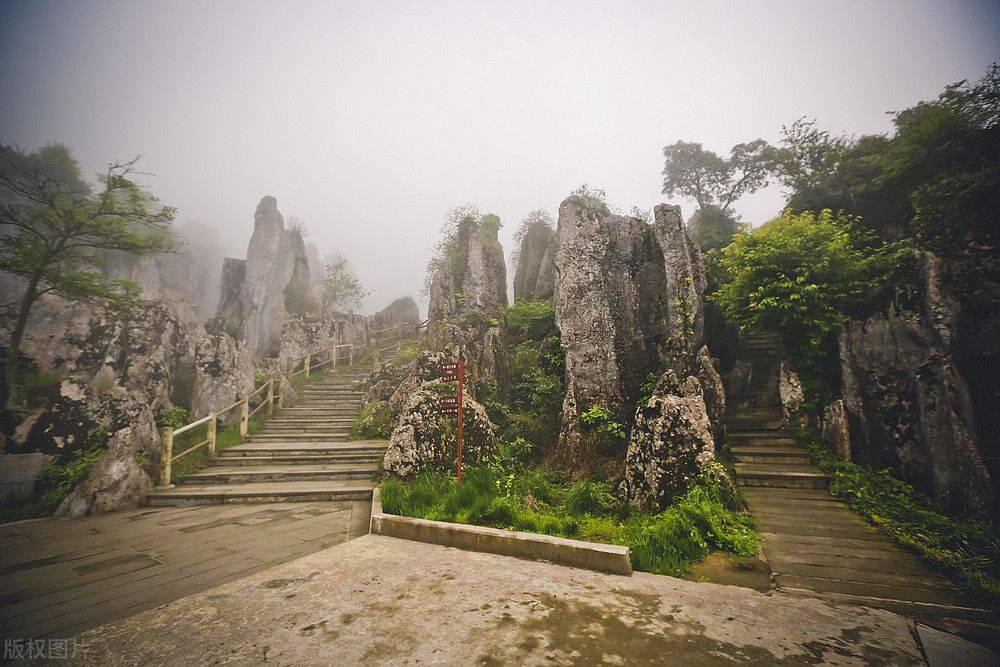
[
  {"left": 513, "top": 219, "right": 555, "bottom": 301},
  {"left": 371, "top": 296, "right": 421, "bottom": 335},
  {"left": 217, "top": 196, "right": 317, "bottom": 360},
  {"left": 552, "top": 196, "right": 710, "bottom": 469}
]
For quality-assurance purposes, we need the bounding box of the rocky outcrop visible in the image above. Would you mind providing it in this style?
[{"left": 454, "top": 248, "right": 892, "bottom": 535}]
[
  {"left": 190, "top": 319, "right": 253, "bottom": 421},
  {"left": 382, "top": 381, "right": 498, "bottom": 477},
  {"left": 696, "top": 346, "right": 726, "bottom": 443},
  {"left": 513, "top": 219, "right": 556, "bottom": 301},
  {"left": 778, "top": 361, "right": 804, "bottom": 429},
  {"left": 553, "top": 196, "right": 707, "bottom": 465},
  {"left": 427, "top": 211, "right": 507, "bottom": 322},
  {"left": 55, "top": 398, "right": 159, "bottom": 517},
  {"left": 371, "top": 296, "right": 421, "bottom": 335},
  {"left": 217, "top": 196, "right": 316, "bottom": 360},
  {"left": 279, "top": 312, "right": 370, "bottom": 367},
  {"left": 821, "top": 400, "right": 851, "bottom": 459},
  {"left": 622, "top": 372, "right": 716, "bottom": 509},
  {"left": 839, "top": 251, "right": 992, "bottom": 518}
]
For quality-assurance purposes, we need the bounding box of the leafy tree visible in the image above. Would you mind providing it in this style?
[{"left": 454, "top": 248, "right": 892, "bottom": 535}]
[
  {"left": 686, "top": 205, "right": 747, "bottom": 253},
  {"left": 661, "top": 139, "right": 773, "bottom": 216},
  {"left": 320, "top": 251, "right": 368, "bottom": 312},
  {"left": 0, "top": 145, "right": 177, "bottom": 408},
  {"left": 711, "top": 209, "right": 903, "bottom": 404}
]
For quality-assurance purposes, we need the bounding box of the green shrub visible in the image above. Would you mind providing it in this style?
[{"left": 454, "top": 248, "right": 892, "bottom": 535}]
[
  {"left": 505, "top": 300, "right": 556, "bottom": 339},
  {"left": 379, "top": 464, "right": 757, "bottom": 577},
  {"left": 349, "top": 401, "right": 393, "bottom": 440},
  {"left": 156, "top": 405, "right": 189, "bottom": 429},
  {"left": 564, "top": 479, "right": 616, "bottom": 515}
]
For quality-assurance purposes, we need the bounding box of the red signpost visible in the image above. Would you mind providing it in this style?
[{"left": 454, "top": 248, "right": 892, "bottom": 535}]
[{"left": 440, "top": 357, "right": 465, "bottom": 484}]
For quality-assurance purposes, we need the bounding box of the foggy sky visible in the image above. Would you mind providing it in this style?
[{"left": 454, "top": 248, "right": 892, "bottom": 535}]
[{"left": 2, "top": 1, "right": 998, "bottom": 314}]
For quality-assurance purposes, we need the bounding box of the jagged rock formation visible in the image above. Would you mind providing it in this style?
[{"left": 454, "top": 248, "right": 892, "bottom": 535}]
[
  {"left": 553, "top": 196, "right": 707, "bottom": 466},
  {"left": 216, "top": 196, "right": 316, "bottom": 360},
  {"left": 106, "top": 221, "right": 226, "bottom": 319},
  {"left": 778, "top": 361, "right": 804, "bottom": 429},
  {"left": 382, "top": 380, "right": 498, "bottom": 478},
  {"left": 371, "top": 296, "right": 421, "bottom": 335},
  {"left": 424, "top": 212, "right": 511, "bottom": 405},
  {"left": 427, "top": 212, "right": 508, "bottom": 322},
  {"left": 695, "top": 346, "right": 726, "bottom": 444},
  {"left": 821, "top": 399, "right": 851, "bottom": 459},
  {"left": 4, "top": 292, "right": 251, "bottom": 514},
  {"left": 622, "top": 372, "right": 715, "bottom": 509},
  {"left": 279, "top": 312, "right": 370, "bottom": 367},
  {"left": 838, "top": 251, "right": 993, "bottom": 518},
  {"left": 513, "top": 221, "right": 555, "bottom": 301},
  {"left": 190, "top": 319, "right": 254, "bottom": 421}
]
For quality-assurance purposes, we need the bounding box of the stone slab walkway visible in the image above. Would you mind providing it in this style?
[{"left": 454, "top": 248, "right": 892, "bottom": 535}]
[
  {"left": 743, "top": 486, "right": 999, "bottom": 645},
  {"left": 0, "top": 500, "right": 371, "bottom": 642},
  {"left": 72, "top": 534, "right": 998, "bottom": 665}
]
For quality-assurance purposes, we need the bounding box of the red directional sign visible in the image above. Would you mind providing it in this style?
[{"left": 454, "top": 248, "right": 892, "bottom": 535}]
[{"left": 439, "top": 358, "right": 465, "bottom": 484}]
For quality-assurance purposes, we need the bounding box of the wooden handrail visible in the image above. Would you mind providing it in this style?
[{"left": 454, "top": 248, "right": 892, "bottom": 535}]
[{"left": 158, "top": 337, "right": 371, "bottom": 486}]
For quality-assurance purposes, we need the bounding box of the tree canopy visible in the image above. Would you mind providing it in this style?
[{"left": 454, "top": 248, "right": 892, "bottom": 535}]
[{"left": 0, "top": 144, "right": 177, "bottom": 407}]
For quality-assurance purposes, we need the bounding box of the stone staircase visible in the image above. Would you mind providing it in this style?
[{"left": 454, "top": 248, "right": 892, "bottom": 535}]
[
  {"left": 729, "top": 332, "right": 999, "bottom": 642},
  {"left": 728, "top": 332, "right": 827, "bottom": 490},
  {"left": 148, "top": 368, "right": 385, "bottom": 506}
]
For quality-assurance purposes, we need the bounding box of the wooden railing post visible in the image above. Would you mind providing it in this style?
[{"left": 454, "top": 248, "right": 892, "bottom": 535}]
[
  {"left": 304, "top": 353, "right": 311, "bottom": 378},
  {"left": 239, "top": 394, "right": 250, "bottom": 437},
  {"left": 277, "top": 375, "right": 285, "bottom": 409},
  {"left": 396, "top": 340, "right": 402, "bottom": 355},
  {"left": 331, "top": 346, "right": 338, "bottom": 368},
  {"left": 266, "top": 377, "right": 275, "bottom": 416},
  {"left": 207, "top": 411, "right": 217, "bottom": 460},
  {"left": 159, "top": 426, "right": 174, "bottom": 487},
  {"left": 349, "top": 344, "right": 354, "bottom": 365}
]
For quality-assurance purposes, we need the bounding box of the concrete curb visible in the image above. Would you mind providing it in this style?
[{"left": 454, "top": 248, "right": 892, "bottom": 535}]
[{"left": 369, "top": 488, "right": 633, "bottom": 576}]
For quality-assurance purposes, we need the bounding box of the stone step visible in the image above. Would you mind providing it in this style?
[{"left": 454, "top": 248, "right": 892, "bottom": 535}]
[
  {"left": 181, "top": 463, "right": 380, "bottom": 484},
  {"left": 216, "top": 454, "right": 382, "bottom": 466},
  {"left": 731, "top": 447, "right": 811, "bottom": 465},
  {"left": 147, "top": 479, "right": 374, "bottom": 506},
  {"left": 729, "top": 430, "right": 797, "bottom": 446},
  {"left": 221, "top": 441, "right": 386, "bottom": 456},
  {"left": 264, "top": 419, "right": 356, "bottom": 427},
  {"left": 727, "top": 418, "right": 785, "bottom": 430},
  {"left": 250, "top": 434, "right": 350, "bottom": 443},
  {"left": 735, "top": 463, "right": 827, "bottom": 489}
]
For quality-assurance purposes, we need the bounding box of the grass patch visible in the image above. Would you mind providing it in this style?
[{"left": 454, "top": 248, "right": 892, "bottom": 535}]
[
  {"left": 380, "top": 464, "right": 758, "bottom": 577},
  {"left": 168, "top": 410, "right": 268, "bottom": 483},
  {"left": 802, "top": 429, "right": 1000, "bottom": 606},
  {"left": 349, "top": 401, "right": 393, "bottom": 440}
]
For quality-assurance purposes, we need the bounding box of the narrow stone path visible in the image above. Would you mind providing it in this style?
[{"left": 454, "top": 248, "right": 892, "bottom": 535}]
[
  {"left": 0, "top": 500, "right": 371, "bottom": 641},
  {"left": 728, "top": 335, "right": 998, "bottom": 643},
  {"left": 148, "top": 367, "right": 385, "bottom": 505}
]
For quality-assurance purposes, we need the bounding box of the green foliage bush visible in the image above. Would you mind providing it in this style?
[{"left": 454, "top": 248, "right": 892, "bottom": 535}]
[
  {"left": 156, "top": 405, "right": 189, "bottom": 430},
  {"left": 803, "top": 430, "right": 1000, "bottom": 604},
  {"left": 380, "top": 464, "right": 758, "bottom": 577},
  {"left": 505, "top": 300, "right": 557, "bottom": 339},
  {"left": 711, "top": 209, "right": 904, "bottom": 407}
]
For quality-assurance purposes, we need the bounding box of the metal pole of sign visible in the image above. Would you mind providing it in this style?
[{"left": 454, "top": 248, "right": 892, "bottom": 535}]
[{"left": 456, "top": 355, "right": 464, "bottom": 485}]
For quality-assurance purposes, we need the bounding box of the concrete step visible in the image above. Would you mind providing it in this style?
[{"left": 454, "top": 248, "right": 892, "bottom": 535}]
[
  {"left": 731, "top": 447, "right": 811, "bottom": 465},
  {"left": 735, "top": 463, "right": 827, "bottom": 489},
  {"left": 148, "top": 479, "right": 374, "bottom": 506},
  {"left": 181, "top": 463, "right": 380, "bottom": 484}
]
